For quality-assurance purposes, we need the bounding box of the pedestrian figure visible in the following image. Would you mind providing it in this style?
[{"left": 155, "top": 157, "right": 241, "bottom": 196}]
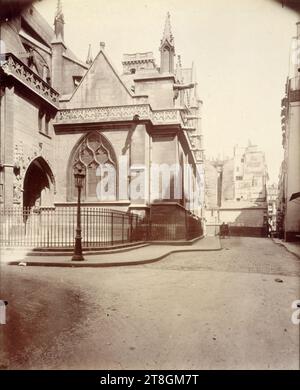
[
  {"left": 203, "top": 217, "right": 207, "bottom": 236},
  {"left": 220, "top": 222, "right": 226, "bottom": 239},
  {"left": 225, "top": 223, "right": 229, "bottom": 238}
]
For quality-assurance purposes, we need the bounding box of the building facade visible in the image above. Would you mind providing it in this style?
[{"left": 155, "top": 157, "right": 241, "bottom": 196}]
[
  {"left": 204, "top": 143, "right": 268, "bottom": 236},
  {"left": 267, "top": 183, "right": 278, "bottom": 233},
  {"left": 0, "top": 3, "right": 204, "bottom": 241},
  {"left": 278, "top": 21, "right": 300, "bottom": 242}
]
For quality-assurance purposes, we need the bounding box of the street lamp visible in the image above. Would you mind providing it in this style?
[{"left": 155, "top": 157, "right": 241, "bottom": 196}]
[{"left": 72, "top": 163, "right": 86, "bottom": 261}]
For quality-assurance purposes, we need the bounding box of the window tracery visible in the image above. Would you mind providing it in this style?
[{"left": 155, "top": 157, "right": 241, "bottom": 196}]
[{"left": 70, "top": 132, "right": 117, "bottom": 201}]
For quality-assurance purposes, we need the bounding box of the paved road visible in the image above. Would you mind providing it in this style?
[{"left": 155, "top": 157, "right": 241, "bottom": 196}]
[{"left": 0, "top": 237, "right": 299, "bottom": 369}]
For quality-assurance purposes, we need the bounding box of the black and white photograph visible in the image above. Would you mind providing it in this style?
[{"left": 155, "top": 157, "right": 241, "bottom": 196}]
[{"left": 0, "top": 0, "right": 299, "bottom": 376}]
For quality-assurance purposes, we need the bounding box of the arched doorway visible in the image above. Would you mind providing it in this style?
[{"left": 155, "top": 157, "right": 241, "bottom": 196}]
[{"left": 23, "top": 157, "right": 55, "bottom": 209}]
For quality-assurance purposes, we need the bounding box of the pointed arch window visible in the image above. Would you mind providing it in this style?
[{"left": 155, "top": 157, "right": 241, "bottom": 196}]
[{"left": 70, "top": 132, "right": 117, "bottom": 201}]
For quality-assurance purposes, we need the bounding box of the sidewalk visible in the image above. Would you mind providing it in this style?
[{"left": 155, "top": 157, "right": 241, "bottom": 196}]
[
  {"left": 272, "top": 238, "right": 300, "bottom": 259},
  {"left": 2, "top": 236, "right": 221, "bottom": 268}
]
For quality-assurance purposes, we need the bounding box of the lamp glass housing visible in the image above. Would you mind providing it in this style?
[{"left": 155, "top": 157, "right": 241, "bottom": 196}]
[{"left": 73, "top": 165, "right": 86, "bottom": 189}]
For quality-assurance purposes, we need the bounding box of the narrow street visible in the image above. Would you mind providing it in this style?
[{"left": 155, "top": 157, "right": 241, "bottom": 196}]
[{"left": 0, "top": 237, "right": 299, "bottom": 370}]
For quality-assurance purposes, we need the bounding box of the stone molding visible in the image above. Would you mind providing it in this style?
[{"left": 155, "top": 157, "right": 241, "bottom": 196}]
[{"left": 56, "top": 104, "right": 186, "bottom": 127}]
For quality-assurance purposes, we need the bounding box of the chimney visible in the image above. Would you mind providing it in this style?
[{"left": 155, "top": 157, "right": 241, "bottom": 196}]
[
  {"left": 86, "top": 44, "right": 93, "bottom": 65},
  {"left": 100, "top": 42, "right": 105, "bottom": 51}
]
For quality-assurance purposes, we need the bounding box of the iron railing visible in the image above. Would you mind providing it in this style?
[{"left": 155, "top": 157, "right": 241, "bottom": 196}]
[
  {"left": 0, "top": 206, "right": 203, "bottom": 248},
  {"left": 0, "top": 207, "right": 144, "bottom": 248}
]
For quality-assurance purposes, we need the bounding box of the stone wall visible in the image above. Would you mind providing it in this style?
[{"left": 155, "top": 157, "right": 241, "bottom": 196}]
[{"left": 285, "top": 101, "right": 300, "bottom": 239}]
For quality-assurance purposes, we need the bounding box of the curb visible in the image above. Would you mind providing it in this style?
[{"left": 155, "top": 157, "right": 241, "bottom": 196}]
[
  {"left": 2, "top": 237, "right": 204, "bottom": 258},
  {"left": 150, "top": 235, "right": 204, "bottom": 246},
  {"left": 272, "top": 238, "right": 300, "bottom": 260},
  {"left": 28, "top": 242, "right": 150, "bottom": 257},
  {"left": 7, "top": 241, "right": 222, "bottom": 268},
  {"left": 1, "top": 242, "right": 149, "bottom": 257}
]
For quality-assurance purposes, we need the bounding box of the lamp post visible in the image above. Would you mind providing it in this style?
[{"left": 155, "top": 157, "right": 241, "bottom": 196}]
[{"left": 72, "top": 163, "right": 86, "bottom": 261}]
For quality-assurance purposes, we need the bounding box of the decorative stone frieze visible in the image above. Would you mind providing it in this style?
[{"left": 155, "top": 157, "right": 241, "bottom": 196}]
[{"left": 56, "top": 105, "right": 186, "bottom": 126}]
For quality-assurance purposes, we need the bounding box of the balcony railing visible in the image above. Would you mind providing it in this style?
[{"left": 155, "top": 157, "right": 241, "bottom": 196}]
[
  {"left": 55, "top": 105, "right": 186, "bottom": 127},
  {"left": 56, "top": 104, "right": 151, "bottom": 123},
  {"left": 123, "top": 52, "right": 155, "bottom": 62},
  {"left": 0, "top": 53, "right": 59, "bottom": 107}
]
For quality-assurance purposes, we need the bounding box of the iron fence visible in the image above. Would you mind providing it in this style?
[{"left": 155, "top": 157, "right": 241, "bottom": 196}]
[
  {"left": 0, "top": 207, "right": 144, "bottom": 248},
  {"left": 0, "top": 206, "right": 203, "bottom": 248}
]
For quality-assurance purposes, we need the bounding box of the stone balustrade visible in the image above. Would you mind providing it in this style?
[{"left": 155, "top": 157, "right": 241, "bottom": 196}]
[
  {"left": 56, "top": 105, "right": 186, "bottom": 127},
  {"left": 1, "top": 53, "right": 59, "bottom": 107}
]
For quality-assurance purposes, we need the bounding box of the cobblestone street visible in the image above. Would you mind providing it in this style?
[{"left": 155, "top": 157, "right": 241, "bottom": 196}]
[{"left": 0, "top": 237, "right": 299, "bottom": 370}]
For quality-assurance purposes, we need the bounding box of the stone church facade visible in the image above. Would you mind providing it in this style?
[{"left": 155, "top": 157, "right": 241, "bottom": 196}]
[{"left": 0, "top": 2, "right": 204, "bottom": 236}]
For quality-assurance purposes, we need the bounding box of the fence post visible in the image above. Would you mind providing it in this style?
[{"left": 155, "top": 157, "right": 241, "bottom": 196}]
[
  {"left": 111, "top": 212, "right": 114, "bottom": 246},
  {"left": 122, "top": 213, "right": 124, "bottom": 243},
  {"left": 23, "top": 207, "right": 27, "bottom": 236},
  {"left": 185, "top": 209, "right": 188, "bottom": 241},
  {"left": 86, "top": 207, "right": 89, "bottom": 248},
  {"left": 148, "top": 217, "right": 151, "bottom": 241},
  {"left": 47, "top": 208, "right": 50, "bottom": 247},
  {"left": 130, "top": 213, "right": 133, "bottom": 242}
]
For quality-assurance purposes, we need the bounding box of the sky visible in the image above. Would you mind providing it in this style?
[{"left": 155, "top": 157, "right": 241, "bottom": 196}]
[{"left": 35, "top": 0, "right": 299, "bottom": 183}]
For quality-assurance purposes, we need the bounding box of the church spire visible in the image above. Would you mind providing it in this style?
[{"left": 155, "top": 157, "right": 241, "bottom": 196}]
[
  {"left": 54, "top": 0, "right": 65, "bottom": 41},
  {"left": 86, "top": 44, "right": 93, "bottom": 66},
  {"left": 159, "top": 12, "right": 175, "bottom": 74},
  {"left": 162, "top": 12, "right": 174, "bottom": 45}
]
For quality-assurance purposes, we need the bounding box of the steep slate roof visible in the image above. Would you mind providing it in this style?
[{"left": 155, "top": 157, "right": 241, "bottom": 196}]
[
  {"left": 1, "top": 22, "right": 25, "bottom": 55},
  {"left": 22, "top": 5, "right": 86, "bottom": 67}
]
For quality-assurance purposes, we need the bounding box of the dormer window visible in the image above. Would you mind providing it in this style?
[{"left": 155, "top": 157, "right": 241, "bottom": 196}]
[{"left": 73, "top": 76, "right": 83, "bottom": 88}]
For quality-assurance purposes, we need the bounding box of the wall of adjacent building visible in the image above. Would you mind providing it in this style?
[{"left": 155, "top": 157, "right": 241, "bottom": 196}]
[
  {"left": 134, "top": 78, "right": 175, "bottom": 109},
  {"left": 204, "top": 145, "right": 268, "bottom": 236},
  {"left": 285, "top": 100, "right": 300, "bottom": 238}
]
